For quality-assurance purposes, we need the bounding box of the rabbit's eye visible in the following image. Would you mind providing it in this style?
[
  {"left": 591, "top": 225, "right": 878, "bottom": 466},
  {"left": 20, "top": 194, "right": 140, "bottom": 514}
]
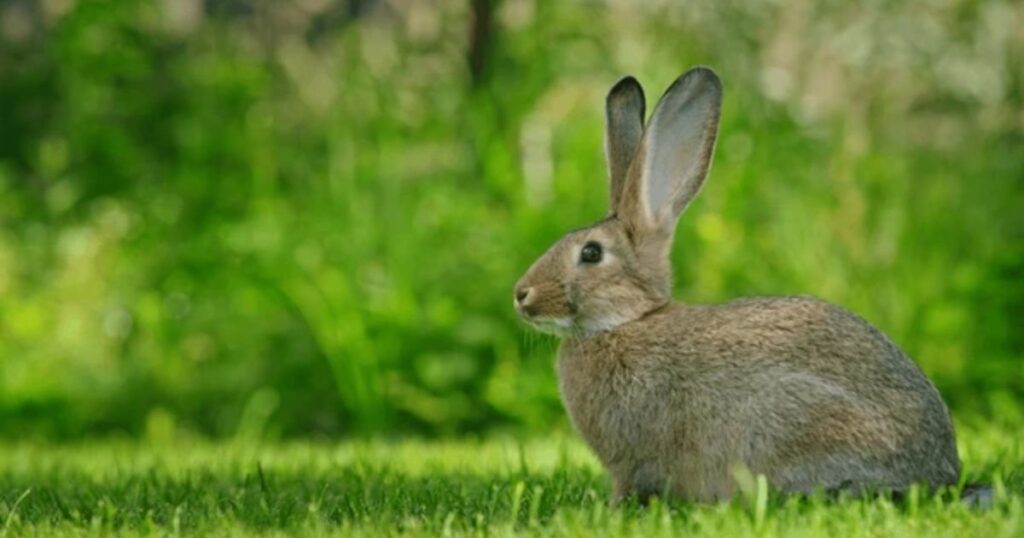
[{"left": 579, "top": 242, "right": 603, "bottom": 264}]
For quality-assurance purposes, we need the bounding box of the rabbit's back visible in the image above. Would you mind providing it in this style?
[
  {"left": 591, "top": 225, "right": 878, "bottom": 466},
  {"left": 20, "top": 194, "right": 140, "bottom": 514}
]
[{"left": 557, "top": 295, "right": 960, "bottom": 501}]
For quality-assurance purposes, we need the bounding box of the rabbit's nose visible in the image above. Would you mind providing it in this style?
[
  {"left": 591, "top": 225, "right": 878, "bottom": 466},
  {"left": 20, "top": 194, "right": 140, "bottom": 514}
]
[{"left": 515, "top": 287, "right": 533, "bottom": 306}]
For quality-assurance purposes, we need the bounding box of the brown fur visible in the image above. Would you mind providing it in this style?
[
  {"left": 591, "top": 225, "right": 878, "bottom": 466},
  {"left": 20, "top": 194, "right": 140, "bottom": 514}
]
[
  {"left": 605, "top": 76, "right": 645, "bottom": 211},
  {"left": 513, "top": 68, "right": 960, "bottom": 503}
]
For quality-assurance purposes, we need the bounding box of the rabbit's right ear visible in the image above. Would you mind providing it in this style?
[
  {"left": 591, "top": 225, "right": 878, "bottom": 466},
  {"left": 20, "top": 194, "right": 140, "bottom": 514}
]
[
  {"left": 604, "top": 76, "right": 645, "bottom": 213},
  {"left": 617, "top": 67, "right": 721, "bottom": 236}
]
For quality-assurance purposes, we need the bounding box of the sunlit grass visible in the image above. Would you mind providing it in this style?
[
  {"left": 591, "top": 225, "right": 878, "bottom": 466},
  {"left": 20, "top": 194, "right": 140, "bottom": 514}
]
[{"left": 1, "top": 419, "right": 1020, "bottom": 536}]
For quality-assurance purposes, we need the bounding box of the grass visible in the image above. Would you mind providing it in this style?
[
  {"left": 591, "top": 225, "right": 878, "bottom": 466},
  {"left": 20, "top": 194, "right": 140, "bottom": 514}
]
[{"left": 1, "top": 420, "right": 1022, "bottom": 537}]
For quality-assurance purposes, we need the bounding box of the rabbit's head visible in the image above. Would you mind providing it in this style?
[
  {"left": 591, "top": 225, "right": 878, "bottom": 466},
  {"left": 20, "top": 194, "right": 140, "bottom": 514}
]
[{"left": 514, "top": 68, "right": 722, "bottom": 335}]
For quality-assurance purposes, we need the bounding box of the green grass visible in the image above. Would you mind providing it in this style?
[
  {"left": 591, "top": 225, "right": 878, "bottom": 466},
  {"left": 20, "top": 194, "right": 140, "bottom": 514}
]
[{"left": 2, "top": 420, "right": 1021, "bottom": 537}]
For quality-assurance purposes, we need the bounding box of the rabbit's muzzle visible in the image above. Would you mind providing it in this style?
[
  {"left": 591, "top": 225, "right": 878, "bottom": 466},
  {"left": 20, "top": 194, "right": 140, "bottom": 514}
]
[
  {"left": 513, "top": 276, "right": 577, "bottom": 334},
  {"left": 514, "top": 282, "right": 572, "bottom": 318}
]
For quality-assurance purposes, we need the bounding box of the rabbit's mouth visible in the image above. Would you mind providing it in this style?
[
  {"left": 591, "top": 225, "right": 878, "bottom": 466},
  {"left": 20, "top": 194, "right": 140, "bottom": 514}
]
[{"left": 523, "top": 316, "right": 576, "bottom": 336}]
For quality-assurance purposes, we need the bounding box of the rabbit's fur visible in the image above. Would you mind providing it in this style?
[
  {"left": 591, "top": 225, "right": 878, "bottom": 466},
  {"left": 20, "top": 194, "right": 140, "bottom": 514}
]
[{"left": 513, "top": 68, "right": 960, "bottom": 503}]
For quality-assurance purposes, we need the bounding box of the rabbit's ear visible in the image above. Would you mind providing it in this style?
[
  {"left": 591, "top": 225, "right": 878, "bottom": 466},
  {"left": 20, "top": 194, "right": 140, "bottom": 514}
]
[
  {"left": 605, "top": 76, "right": 645, "bottom": 212},
  {"left": 619, "top": 67, "right": 721, "bottom": 233}
]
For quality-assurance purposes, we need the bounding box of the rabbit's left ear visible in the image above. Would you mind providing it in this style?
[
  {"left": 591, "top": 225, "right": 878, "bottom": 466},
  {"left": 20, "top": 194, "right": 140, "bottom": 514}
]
[
  {"left": 618, "top": 67, "right": 721, "bottom": 234},
  {"left": 604, "top": 76, "right": 645, "bottom": 213}
]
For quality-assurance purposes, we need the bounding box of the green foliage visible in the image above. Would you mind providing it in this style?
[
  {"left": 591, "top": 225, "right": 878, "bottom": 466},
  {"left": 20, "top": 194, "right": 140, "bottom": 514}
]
[
  {"left": 0, "top": 421, "right": 1022, "bottom": 536},
  {"left": 0, "top": 0, "right": 1022, "bottom": 438}
]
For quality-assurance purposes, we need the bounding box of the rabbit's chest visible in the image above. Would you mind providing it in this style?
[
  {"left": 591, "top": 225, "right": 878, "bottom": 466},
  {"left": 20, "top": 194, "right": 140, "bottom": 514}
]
[{"left": 556, "top": 350, "right": 673, "bottom": 458}]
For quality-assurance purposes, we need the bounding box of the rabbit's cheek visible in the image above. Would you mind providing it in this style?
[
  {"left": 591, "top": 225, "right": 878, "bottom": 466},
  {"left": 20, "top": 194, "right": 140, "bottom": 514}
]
[
  {"left": 565, "top": 283, "right": 585, "bottom": 317},
  {"left": 566, "top": 289, "right": 580, "bottom": 316}
]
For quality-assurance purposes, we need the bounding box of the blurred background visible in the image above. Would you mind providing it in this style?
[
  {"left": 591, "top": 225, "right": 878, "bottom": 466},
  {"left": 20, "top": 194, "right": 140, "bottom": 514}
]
[{"left": 0, "top": 0, "right": 1021, "bottom": 441}]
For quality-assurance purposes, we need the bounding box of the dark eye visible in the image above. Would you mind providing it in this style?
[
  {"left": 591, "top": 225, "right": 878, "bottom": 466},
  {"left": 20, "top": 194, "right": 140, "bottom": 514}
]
[{"left": 579, "top": 242, "right": 603, "bottom": 264}]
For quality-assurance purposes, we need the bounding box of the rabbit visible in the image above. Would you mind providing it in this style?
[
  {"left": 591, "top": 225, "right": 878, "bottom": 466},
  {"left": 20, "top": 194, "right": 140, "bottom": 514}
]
[{"left": 512, "top": 67, "right": 966, "bottom": 504}]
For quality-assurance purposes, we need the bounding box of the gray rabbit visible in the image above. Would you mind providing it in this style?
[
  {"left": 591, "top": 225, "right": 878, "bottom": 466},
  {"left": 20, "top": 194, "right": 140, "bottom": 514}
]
[{"left": 514, "top": 67, "right": 965, "bottom": 503}]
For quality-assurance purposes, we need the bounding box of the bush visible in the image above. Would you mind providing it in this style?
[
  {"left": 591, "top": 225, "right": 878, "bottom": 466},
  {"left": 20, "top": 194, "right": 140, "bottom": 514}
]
[{"left": 0, "top": 0, "right": 1021, "bottom": 439}]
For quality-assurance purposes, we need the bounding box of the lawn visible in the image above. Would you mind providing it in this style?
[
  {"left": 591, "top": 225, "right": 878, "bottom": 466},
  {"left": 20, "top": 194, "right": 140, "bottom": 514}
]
[{"left": 2, "top": 419, "right": 1021, "bottom": 537}]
